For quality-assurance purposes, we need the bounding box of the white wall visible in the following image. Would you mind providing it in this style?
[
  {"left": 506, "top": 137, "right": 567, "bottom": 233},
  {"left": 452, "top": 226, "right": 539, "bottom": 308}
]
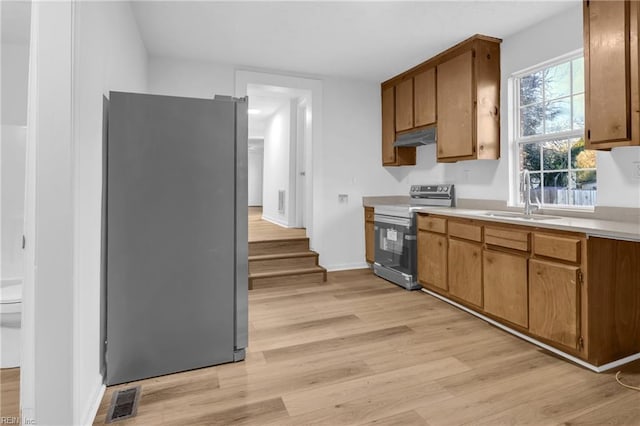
[
  {"left": 262, "top": 102, "right": 292, "bottom": 225},
  {"left": 148, "top": 56, "right": 234, "bottom": 98},
  {"left": 399, "top": 3, "right": 640, "bottom": 208},
  {"left": 596, "top": 147, "right": 640, "bottom": 207},
  {"left": 317, "top": 76, "right": 405, "bottom": 269},
  {"left": 398, "top": 4, "right": 585, "bottom": 201},
  {"left": 22, "top": 1, "right": 148, "bottom": 425},
  {"left": 248, "top": 141, "right": 264, "bottom": 206},
  {"left": 73, "top": 2, "right": 148, "bottom": 424},
  {"left": 148, "top": 58, "right": 406, "bottom": 270},
  {"left": 145, "top": 3, "right": 638, "bottom": 272},
  {"left": 23, "top": 3, "right": 75, "bottom": 424}
]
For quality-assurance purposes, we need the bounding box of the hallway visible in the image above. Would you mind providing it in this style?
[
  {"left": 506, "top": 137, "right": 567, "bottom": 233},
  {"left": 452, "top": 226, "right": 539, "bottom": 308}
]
[{"left": 248, "top": 207, "right": 305, "bottom": 242}]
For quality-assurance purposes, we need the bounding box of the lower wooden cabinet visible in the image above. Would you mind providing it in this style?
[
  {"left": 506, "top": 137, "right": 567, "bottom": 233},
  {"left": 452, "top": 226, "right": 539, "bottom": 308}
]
[
  {"left": 483, "top": 250, "right": 528, "bottom": 328},
  {"left": 364, "top": 207, "right": 375, "bottom": 264},
  {"left": 417, "top": 213, "right": 640, "bottom": 367},
  {"left": 448, "top": 238, "right": 482, "bottom": 307},
  {"left": 529, "top": 259, "right": 581, "bottom": 350},
  {"left": 417, "top": 230, "right": 447, "bottom": 290}
]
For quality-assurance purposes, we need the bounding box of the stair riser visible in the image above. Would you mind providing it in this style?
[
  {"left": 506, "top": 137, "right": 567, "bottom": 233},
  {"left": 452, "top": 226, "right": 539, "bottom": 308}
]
[
  {"left": 250, "top": 255, "right": 319, "bottom": 273},
  {"left": 250, "top": 272, "right": 326, "bottom": 290},
  {"left": 249, "top": 240, "right": 309, "bottom": 256}
]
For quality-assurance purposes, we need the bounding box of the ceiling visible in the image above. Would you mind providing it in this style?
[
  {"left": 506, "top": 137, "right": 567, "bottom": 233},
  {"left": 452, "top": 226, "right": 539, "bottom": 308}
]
[
  {"left": 247, "top": 84, "right": 310, "bottom": 139},
  {"left": 131, "top": 0, "right": 579, "bottom": 83}
]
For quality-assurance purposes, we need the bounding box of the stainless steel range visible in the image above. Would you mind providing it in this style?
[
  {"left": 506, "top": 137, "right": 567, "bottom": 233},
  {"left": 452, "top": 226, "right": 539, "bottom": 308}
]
[{"left": 373, "top": 184, "right": 455, "bottom": 290}]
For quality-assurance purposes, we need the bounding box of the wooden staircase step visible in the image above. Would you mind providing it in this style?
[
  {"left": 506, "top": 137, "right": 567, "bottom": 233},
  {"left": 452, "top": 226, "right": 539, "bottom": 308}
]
[
  {"left": 249, "top": 251, "right": 319, "bottom": 273},
  {"left": 249, "top": 237, "right": 309, "bottom": 256},
  {"left": 249, "top": 266, "right": 327, "bottom": 290}
]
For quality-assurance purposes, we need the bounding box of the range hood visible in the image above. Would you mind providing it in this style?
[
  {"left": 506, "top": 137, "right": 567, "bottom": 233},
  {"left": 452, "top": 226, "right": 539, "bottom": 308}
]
[{"left": 393, "top": 127, "right": 436, "bottom": 147}]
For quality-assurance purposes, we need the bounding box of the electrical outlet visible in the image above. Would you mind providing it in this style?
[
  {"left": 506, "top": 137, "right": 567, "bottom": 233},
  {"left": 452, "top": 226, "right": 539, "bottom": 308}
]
[
  {"left": 633, "top": 161, "right": 640, "bottom": 179},
  {"left": 338, "top": 194, "right": 349, "bottom": 204}
]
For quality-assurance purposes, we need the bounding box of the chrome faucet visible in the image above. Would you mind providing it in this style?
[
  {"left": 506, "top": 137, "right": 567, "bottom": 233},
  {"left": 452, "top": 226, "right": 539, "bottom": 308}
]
[{"left": 521, "top": 169, "right": 539, "bottom": 216}]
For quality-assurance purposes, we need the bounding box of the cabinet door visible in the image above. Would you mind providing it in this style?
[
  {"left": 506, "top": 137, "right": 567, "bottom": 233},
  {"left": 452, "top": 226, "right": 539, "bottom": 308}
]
[
  {"left": 395, "top": 79, "right": 414, "bottom": 131},
  {"left": 448, "top": 238, "right": 482, "bottom": 307},
  {"left": 437, "top": 50, "right": 474, "bottom": 159},
  {"left": 365, "top": 221, "right": 375, "bottom": 264},
  {"left": 415, "top": 68, "right": 436, "bottom": 127},
  {"left": 585, "top": 0, "right": 637, "bottom": 148},
  {"left": 382, "top": 85, "right": 396, "bottom": 165},
  {"left": 483, "top": 250, "right": 528, "bottom": 328},
  {"left": 529, "top": 259, "right": 580, "bottom": 349},
  {"left": 418, "top": 231, "right": 447, "bottom": 290}
]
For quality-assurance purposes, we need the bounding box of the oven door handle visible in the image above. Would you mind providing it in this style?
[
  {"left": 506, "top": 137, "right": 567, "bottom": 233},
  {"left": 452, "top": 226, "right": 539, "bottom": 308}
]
[{"left": 374, "top": 214, "right": 412, "bottom": 227}]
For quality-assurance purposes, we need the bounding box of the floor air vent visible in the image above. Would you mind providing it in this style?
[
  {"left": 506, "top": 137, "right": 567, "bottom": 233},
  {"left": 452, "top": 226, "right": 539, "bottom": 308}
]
[{"left": 106, "top": 385, "right": 141, "bottom": 423}]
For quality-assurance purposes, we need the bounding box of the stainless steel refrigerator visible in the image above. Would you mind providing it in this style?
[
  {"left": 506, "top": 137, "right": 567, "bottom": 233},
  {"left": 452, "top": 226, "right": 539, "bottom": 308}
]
[{"left": 103, "top": 92, "right": 248, "bottom": 386}]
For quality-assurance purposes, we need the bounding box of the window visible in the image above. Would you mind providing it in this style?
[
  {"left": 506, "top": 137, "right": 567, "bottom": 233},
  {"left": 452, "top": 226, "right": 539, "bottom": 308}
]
[{"left": 512, "top": 53, "right": 596, "bottom": 208}]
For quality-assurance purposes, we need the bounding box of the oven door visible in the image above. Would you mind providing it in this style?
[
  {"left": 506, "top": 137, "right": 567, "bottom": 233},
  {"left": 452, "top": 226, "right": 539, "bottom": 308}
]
[{"left": 374, "top": 214, "right": 416, "bottom": 276}]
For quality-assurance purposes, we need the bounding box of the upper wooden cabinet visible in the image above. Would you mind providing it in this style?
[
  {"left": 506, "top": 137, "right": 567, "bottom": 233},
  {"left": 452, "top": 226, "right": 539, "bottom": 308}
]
[
  {"left": 437, "top": 51, "right": 474, "bottom": 159},
  {"left": 395, "top": 78, "right": 414, "bottom": 132},
  {"left": 381, "top": 85, "right": 416, "bottom": 166},
  {"left": 414, "top": 68, "right": 437, "bottom": 127},
  {"left": 437, "top": 39, "right": 501, "bottom": 162},
  {"left": 584, "top": 0, "right": 640, "bottom": 149},
  {"left": 381, "top": 34, "right": 501, "bottom": 166},
  {"left": 381, "top": 86, "right": 396, "bottom": 165}
]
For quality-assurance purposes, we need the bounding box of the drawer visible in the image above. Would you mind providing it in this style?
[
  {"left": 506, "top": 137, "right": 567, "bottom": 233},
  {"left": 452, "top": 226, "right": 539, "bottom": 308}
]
[
  {"left": 417, "top": 215, "right": 446, "bottom": 233},
  {"left": 364, "top": 207, "right": 374, "bottom": 222},
  {"left": 485, "top": 227, "right": 530, "bottom": 252},
  {"left": 533, "top": 233, "right": 581, "bottom": 263},
  {"left": 448, "top": 220, "right": 482, "bottom": 242}
]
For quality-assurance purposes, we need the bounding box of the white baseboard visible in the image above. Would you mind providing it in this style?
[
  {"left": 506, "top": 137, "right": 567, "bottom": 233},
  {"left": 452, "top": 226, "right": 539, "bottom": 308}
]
[
  {"left": 325, "top": 262, "right": 370, "bottom": 272},
  {"left": 82, "top": 375, "right": 105, "bottom": 426},
  {"left": 420, "top": 288, "right": 640, "bottom": 373}
]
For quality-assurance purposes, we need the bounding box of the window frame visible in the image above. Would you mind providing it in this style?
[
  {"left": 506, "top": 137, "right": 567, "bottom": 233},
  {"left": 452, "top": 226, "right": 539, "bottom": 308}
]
[{"left": 509, "top": 49, "right": 596, "bottom": 211}]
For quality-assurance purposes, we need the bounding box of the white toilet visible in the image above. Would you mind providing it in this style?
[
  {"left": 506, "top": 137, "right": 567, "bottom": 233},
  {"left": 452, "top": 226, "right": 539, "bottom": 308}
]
[{"left": 0, "top": 279, "right": 22, "bottom": 368}]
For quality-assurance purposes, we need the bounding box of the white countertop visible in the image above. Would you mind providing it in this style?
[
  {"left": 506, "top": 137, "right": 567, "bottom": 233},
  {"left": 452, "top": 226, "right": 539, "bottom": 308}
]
[{"left": 412, "top": 206, "right": 640, "bottom": 242}]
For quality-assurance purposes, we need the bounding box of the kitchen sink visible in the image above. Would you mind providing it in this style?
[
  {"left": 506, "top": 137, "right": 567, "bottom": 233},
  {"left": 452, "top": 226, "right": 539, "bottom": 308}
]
[{"left": 483, "top": 212, "right": 562, "bottom": 221}]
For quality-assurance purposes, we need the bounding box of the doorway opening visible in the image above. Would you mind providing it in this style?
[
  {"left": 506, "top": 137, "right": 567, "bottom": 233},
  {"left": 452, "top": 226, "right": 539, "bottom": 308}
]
[
  {"left": 1, "top": 1, "right": 32, "bottom": 421},
  {"left": 237, "top": 71, "right": 324, "bottom": 290},
  {"left": 245, "top": 84, "right": 310, "bottom": 230}
]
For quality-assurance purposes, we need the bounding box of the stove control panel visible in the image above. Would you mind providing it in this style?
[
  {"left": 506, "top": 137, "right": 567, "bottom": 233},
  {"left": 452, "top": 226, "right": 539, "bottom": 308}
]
[
  {"left": 409, "top": 184, "right": 455, "bottom": 207},
  {"left": 410, "top": 184, "right": 454, "bottom": 196}
]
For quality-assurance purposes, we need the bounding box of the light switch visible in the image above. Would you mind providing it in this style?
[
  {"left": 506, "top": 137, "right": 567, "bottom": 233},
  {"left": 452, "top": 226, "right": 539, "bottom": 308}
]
[{"left": 338, "top": 194, "right": 349, "bottom": 204}]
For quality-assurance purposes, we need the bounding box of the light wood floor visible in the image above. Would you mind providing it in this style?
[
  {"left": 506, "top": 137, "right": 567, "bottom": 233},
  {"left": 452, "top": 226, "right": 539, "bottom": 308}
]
[
  {"left": 0, "top": 367, "right": 20, "bottom": 421},
  {"left": 93, "top": 269, "right": 640, "bottom": 425},
  {"left": 0, "top": 208, "right": 304, "bottom": 424},
  {"left": 248, "top": 206, "right": 306, "bottom": 242}
]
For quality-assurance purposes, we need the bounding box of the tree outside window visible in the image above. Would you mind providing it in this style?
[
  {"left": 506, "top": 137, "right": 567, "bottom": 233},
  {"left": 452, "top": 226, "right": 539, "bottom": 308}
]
[{"left": 514, "top": 55, "right": 596, "bottom": 207}]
